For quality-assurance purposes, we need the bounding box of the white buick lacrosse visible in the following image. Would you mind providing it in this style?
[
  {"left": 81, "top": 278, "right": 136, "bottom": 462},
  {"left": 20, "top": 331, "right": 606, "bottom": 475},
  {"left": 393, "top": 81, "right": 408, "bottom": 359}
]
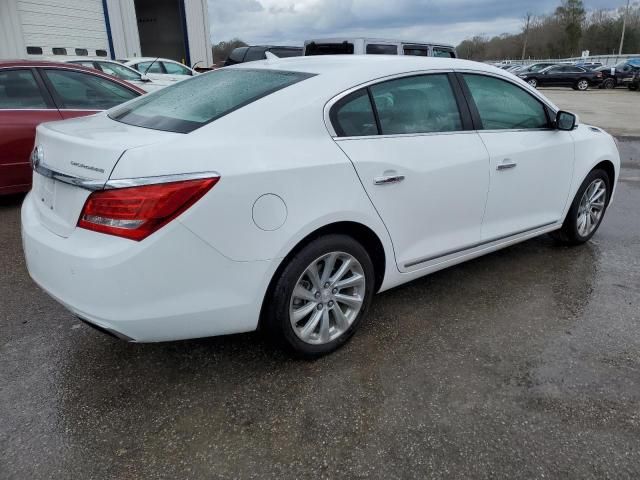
[{"left": 22, "top": 56, "right": 620, "bottom": 357}]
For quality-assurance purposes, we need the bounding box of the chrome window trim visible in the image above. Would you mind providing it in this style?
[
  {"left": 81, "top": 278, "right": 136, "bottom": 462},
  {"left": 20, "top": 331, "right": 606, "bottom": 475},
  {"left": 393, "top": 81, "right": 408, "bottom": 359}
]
[
  {"left": 335, "top": 130, "right": 479, "bottom": 142},
  {"left": 324, "top": 68, "right": 560, "bottom": 139}
]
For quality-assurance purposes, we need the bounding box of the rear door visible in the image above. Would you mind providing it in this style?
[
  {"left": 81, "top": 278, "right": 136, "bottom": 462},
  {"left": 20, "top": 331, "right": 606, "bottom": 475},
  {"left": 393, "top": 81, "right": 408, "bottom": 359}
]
[
  {"left": 39, "top": 67, "right": 140, "bottom": 119},
  {"left": 0, "top": 68, "right": 61, "bottom": 193},
  {"left": 459, "top": 73, "right": 574, "bottom": 240},
  {"left": 332, "top": 72, "right": 490, "bottom": 272}
]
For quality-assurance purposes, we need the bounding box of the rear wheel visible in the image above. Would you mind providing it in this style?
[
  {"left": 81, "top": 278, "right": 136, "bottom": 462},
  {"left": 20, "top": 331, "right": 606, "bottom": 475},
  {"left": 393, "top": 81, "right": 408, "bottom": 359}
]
[
  {"left": 527, "top": 78, "right": 538, "bottom": 88},
  {"left": 264, "top": 234, "right": 375, "bottom": 358},
  {"left": 576, "top": 79, "right": 589, "bottom": 91},
  {"left": 551, "top": 169, "right": 610, "bottom": 245},
  {"left": 602, "top": 78, "right": 615, "bottom": 89}
]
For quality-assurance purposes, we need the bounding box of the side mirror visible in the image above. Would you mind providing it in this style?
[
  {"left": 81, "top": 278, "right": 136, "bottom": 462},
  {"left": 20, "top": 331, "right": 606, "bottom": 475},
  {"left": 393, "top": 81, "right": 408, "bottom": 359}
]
[
  {"left": 140, "top": 74, "right": 151, "bottom": 82},
  {"left": 556, "top": 110, "right": 577, "bottom": 131}
]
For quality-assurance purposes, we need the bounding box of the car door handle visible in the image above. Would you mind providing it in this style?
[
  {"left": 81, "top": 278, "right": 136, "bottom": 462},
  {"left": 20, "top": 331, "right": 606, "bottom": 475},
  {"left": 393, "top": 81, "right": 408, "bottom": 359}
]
[
  {"left": 497, "top": 160, "right": 517, "bottom": 171},
  {"left": 374, "top": 175, "right": 405, "bottom": 185}
]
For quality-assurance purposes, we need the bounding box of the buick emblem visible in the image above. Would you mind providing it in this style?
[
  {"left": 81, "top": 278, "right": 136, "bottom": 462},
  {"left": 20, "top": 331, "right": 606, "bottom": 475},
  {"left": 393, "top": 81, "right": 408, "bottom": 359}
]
[{"left": 31, "top": 145, "right": 43, "bottom": 170}]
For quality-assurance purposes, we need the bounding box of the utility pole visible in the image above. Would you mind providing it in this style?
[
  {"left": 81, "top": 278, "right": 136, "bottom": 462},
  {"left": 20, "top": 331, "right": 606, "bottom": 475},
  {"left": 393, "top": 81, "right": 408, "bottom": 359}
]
[
  {"left": 522, "top": 12, "right": 532, "bottom": 60},
  {"left": 619, "top": 0, "right": 631, "bottom": 55}
]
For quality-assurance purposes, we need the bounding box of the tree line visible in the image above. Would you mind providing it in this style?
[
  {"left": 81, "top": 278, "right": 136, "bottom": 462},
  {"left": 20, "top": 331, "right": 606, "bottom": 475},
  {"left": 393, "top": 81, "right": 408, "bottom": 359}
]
[{"left": 457, "top": 0, "right": 640, "bottom": 61}]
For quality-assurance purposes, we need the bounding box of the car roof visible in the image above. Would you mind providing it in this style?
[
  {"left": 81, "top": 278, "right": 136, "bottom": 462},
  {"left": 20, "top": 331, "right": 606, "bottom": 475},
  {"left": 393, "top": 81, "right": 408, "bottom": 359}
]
[
  {"left": 304, "top": 37, "right": 455, "bottom": 48},
  {"left": 0, "top": 59, "right": 146, "bottom": 93}
]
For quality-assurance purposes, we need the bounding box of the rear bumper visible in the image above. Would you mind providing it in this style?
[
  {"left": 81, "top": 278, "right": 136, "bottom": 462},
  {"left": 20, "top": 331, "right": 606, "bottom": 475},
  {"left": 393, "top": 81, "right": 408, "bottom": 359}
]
[{"left": 21, "top": 192, "right": 272, "bottom": 342}]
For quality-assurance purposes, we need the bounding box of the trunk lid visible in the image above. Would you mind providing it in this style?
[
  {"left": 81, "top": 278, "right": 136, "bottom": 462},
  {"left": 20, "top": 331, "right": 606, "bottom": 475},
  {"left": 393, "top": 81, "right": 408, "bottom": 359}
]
[{"left": 32, "top": 113, "right": 178, "bottom": 237}]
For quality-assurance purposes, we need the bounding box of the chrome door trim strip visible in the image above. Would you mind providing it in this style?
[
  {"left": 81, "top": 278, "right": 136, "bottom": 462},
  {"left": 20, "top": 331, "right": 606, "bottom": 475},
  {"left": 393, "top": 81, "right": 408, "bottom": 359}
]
[{"left": 404, "top": 221, "right": 558, "bottom": 269}]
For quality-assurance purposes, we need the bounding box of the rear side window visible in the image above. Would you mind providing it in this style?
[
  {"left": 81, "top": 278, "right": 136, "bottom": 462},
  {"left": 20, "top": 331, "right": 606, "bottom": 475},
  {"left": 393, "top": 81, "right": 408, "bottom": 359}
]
[
  {"left": 0, "top": 69, "right": 48, "bottom": 109},
  {"left": 136, "top": 61, "right": 164, "bottom": 74},
  {"left": 110, "top": 69, "right": 315, "bottom": 133},
  {"left": 462, "top": 74, "right": 549, "bottom": 130},
  {"left": 370, "top": 74, "right": 462, "bottom": 135},
  {"left": 331, "top": 90, "right": 377, "bottom": 137},
  {"left": 43, "top": 69, "right": 138, "bottom": 110},
  {"left": 432, "top": 47, "right": 456, "bottom": 58},
  {"left": 305, "top": 42, "right": 354, "bottom": 55},
  {"left": 366, "top": 44, "right": 398, "bottom": 55}
]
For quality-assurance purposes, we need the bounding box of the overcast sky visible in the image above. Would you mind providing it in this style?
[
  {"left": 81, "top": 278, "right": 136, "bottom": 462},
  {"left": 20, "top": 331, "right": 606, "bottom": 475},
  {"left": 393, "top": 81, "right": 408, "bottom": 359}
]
[{"left": 207, "top": 0, "right": 619, "bottom": 46}]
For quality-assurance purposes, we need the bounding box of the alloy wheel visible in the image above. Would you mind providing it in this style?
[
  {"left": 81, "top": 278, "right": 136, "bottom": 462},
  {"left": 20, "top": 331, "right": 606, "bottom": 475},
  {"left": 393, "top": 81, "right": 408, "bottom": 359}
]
[
  {"left": 289, "top": 251, "right": 366, "bottom": 345},
  {"left": 577, "top": 80, "right": 589, "bottom": 91},
  {"left": 528, "top": 79, "right": 537, "bottom": 88},
  {"left": 577, "top": 179, "right": 606, "bottom": 237}
]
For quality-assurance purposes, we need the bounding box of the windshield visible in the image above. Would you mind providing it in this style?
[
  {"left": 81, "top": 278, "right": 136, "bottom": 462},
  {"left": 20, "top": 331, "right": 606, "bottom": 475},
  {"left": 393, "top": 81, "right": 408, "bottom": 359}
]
[
  {"left": 110, "top": 69, "right": 314, "bottom": 133},
  {"left": 99, "top": 62, "right": 141, "bottom": 81}
]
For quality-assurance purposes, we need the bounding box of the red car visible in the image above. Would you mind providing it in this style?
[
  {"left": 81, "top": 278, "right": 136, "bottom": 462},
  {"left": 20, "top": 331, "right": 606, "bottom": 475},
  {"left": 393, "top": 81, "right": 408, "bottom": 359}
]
[{"left": 0, "top": 60, "right": 145, "bottom": 195}]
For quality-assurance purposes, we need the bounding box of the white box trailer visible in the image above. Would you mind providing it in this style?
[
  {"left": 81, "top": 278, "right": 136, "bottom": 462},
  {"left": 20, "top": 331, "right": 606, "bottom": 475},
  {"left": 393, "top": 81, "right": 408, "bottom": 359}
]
[{"left": 0, "top": 0, "right": 213, "bottom": 68}]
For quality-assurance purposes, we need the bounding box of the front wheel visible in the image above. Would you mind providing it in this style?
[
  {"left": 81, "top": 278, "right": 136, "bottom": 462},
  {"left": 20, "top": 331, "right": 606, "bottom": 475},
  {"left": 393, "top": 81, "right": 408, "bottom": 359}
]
[
  {"left": 264, "top": 234, "right": 375, "bottom": 358},
  {"left": 602, "top": 78, "right": 615, "bottom": 89},
  {"left": 576, "top": 79, "right": 589, "bottom": 91},
  {"left": 551, "top": 169, "right": 610, "bottom": 245}
]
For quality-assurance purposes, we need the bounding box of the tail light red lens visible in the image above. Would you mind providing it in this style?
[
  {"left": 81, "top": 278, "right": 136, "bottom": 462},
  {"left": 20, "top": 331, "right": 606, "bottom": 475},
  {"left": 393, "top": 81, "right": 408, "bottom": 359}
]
[{"left": 78, "top": 177, "right": 219, "bottom": 241}]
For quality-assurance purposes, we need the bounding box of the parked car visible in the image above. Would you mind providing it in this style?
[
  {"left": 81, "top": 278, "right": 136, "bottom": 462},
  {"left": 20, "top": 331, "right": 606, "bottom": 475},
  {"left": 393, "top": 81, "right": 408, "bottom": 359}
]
[
  {"left": 516, "top": 62, "right": 558, "bottom": 74},
  {"left": 63, "top": 58, "right": 171, "bottom": 92},
  {"left": 0, "top": 60, "right": 144, "bottom": 195},
  {"left": 121, "top": 57, "right": 197, "bottom": 84},
  {"left": 596, "top": 59, "right": 640, "bottom": 89},
  {"left": 518, "top": 64, "right": 603, "bottom": 90},
  {"left": 304, "top": 38, "right": 456, "bottom": 58},
  {"left": 225, "top": 46, "right": 302, "bottom": 66},
  {"left": 22, "top": 56, "right": 619, "bottom": 357}
]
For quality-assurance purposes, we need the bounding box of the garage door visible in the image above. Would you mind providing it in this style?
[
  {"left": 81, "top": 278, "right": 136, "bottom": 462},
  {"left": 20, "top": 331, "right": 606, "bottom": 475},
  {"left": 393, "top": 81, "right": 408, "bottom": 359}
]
[{"left": 18, "top": 0, "right": 109, "bottom": 57}]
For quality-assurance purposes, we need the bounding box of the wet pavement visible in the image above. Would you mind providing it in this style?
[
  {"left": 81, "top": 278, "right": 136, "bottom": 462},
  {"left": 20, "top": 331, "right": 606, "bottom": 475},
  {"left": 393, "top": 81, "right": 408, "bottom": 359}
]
[{"left": 1, "top": 139, "right": 639, "bottom": 479}]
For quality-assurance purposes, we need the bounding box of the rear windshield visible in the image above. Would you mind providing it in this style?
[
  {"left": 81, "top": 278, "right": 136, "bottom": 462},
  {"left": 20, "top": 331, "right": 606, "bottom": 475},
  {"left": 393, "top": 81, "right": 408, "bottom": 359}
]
[{"left": 109, "top": 69, "right": 314, "bottom": 133}]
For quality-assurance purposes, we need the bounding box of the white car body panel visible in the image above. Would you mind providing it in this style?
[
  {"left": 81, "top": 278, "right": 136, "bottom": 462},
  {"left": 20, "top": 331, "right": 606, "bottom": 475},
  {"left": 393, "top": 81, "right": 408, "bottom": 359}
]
[{"left": 21, "top": 56, "right": 621, "bottom": 343}]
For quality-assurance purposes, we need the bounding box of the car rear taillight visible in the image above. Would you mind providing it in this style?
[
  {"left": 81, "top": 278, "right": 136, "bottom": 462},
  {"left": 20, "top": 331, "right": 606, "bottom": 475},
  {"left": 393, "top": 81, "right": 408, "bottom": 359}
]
[{"left": 78, "top": 177, "right": 219, "bottom": 241}]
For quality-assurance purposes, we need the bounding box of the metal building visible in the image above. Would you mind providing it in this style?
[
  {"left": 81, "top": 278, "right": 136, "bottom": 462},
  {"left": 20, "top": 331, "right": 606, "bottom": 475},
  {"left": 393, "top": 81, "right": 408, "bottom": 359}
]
[{"left": 0, "top": 0, "right": 213, "bottom": 68}]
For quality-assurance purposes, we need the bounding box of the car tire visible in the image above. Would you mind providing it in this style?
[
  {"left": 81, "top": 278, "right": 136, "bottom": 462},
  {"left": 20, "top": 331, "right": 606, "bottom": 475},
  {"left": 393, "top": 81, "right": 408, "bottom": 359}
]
[
  {"left": 527, "top": 79, "right": 537, "bottom": 88},
  {"left": 629, "top": 84, "right": 638, "bottom": 91},
  {"left": 551, "top": 169, "right": 610, "bottom": 245},
  {"left": 602, "top": 78, "right": 615, "bottom": 89},
  {"left": 576, "top": 79, "right": 590, "bottom": 91},
  {"left": 264, "top": 234, "right": 375, "bottom": 358}
]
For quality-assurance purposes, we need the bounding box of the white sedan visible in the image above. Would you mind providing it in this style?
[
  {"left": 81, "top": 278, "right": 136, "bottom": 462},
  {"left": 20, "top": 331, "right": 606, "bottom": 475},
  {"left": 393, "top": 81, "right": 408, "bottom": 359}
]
[
  {"left": 22, "top": 56, "right": 620, "bottom": 357},
  {"left": 121, "top": 57, "right": 197, "bottom": 84}
]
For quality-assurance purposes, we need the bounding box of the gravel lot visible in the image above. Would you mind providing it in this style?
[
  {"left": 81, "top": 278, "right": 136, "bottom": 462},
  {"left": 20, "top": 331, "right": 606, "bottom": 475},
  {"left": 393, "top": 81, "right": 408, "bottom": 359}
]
[{"left": 1, "top": 105, "right": 639, "bottom": 478}]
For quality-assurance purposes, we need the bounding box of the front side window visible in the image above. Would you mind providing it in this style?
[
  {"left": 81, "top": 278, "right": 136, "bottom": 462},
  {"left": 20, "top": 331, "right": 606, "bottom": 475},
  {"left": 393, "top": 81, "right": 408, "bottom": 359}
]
[
  {"left": 162, "top": 62, "right": 191, "bottom": 75},
  {"left": 110, "top": 69, "right": 314, "bottom": 133},
  {"left": 97, "top": 62, "right": 142, "bottom": 81},
  {"left": 369, "top": 74, "right": 462, "bottom": 135},
  {"left": 432, "top": 47, "right": 456, "bottom": 58},
  {"left": 43, "top": 69, "right": 138, "bottom": 110},
  {"left": 366, "top": 44, "right": 398, "bottom": 55},
  {"left": 331, "top": 90, "right": 377, "bottom": 137},
  {"left": 0, "top": 69, "right": 48, "bottom": 109},
  {"left": 463, "top": 74, "right": 549, "bottom": 130}
]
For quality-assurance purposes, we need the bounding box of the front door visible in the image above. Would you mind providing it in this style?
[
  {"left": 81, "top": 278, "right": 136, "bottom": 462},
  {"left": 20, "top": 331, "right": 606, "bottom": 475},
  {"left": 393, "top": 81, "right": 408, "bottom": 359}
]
[
  {"left": 460, "top": 73, "right": 574, "bottom": 240},
  {"left": 331, "top": 73, "right": 490, "bottom": 272}
]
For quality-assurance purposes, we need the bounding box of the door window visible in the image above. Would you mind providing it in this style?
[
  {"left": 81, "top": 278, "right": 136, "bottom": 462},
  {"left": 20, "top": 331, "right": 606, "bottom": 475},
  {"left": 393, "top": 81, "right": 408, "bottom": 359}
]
[
  {"left": 331, "top": 90, "right": 378, "bottom": 137},
  {"left": 463, "top": 74, "right": 549, "bottom": 130},
  {"left": 432, "top": 47, "right": 456, "bottom": 58},
  {"left": 365, "top": 44, "right": 398, "bottom": 55},
  {"left": 369, "top": 74, "right": 462, "bottom": 134},
  {"left": 43, "top": 69, "right": 138, "bottom": 110},
  {"left": 0, "top": 69, "right": 48, "bottom": 109},
  {"left": 96, "top": 62, "right": 142, "bottom": 81},
  {"left": 162, "top": 62, "right": 192, "bottom": 75}
]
